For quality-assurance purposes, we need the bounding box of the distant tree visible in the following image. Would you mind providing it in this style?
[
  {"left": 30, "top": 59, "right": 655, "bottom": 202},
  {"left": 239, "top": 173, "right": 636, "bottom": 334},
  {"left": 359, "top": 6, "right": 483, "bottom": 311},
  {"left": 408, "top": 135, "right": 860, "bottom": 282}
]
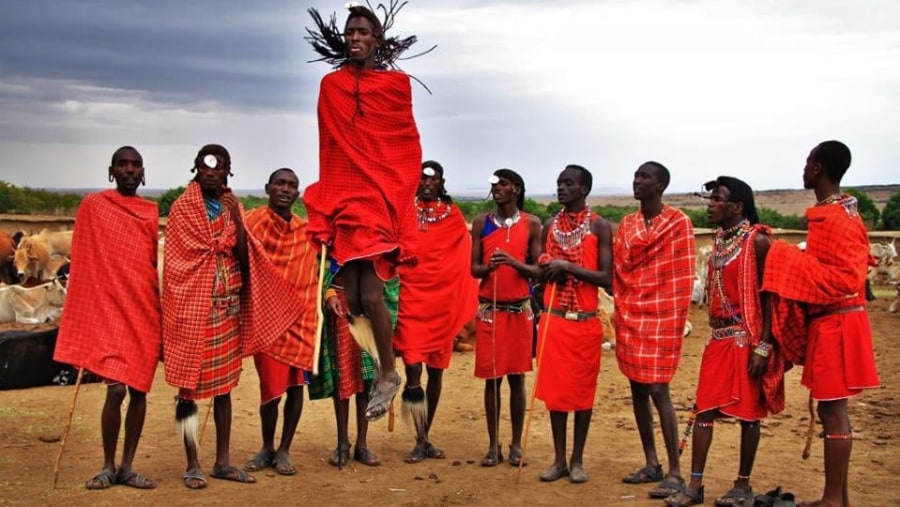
[
  {"left": 156, "top": 186, "right": 186, "bottom": 216},
  {"left": 757, "top": 207, "right": 805, "bottom": 230},
  {"left": 881, "top": 192, "right": 900, "bottom": 231},
  {"left": 680, "top": 208, "right": 710, "bottom": 229},
  {"left": 593, "top": 204, "right": 638, "bottom": 225},
  {"left": 845, "top": 188, "right": 880, "bottom": 228}
]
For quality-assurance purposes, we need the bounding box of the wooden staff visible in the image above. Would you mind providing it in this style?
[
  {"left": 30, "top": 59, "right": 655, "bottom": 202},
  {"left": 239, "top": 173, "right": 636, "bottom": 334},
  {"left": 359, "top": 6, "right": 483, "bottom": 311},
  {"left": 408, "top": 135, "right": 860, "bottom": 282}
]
[
  {"left": 388, "top": 400, "right": 395, "bottom": 432},
  {"left": 312, "top": 243, "right": 327, "bottom": 375},
  {"left": 802, "top": 394, "right": 815, "bottom": 460},
  {"left": 198, "top": 397, "right": 214, "bottom": 445},
  {"left": 491, "top": 267, "right": 501, "bottom": 461},
  {"left": 52, "top": 367, "right": 84, "bottom": 488},
  {"left": 517, "top": 283, "right": 557, "bottom": 483}
]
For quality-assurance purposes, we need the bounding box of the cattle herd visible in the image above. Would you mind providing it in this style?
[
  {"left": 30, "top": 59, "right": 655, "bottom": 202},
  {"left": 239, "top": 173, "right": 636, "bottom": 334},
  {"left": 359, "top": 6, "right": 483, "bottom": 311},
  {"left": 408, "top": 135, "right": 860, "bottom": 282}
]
[{"left": 0, "top": 229, "right": 72, "bottom": 324}]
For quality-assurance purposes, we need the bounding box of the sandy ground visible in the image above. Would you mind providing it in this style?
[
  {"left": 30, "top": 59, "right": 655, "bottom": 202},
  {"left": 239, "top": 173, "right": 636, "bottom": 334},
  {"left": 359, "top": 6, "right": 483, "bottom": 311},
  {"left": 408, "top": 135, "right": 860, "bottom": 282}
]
[{"left": 1, "top": 296, "right": 897, "bottom": 507}]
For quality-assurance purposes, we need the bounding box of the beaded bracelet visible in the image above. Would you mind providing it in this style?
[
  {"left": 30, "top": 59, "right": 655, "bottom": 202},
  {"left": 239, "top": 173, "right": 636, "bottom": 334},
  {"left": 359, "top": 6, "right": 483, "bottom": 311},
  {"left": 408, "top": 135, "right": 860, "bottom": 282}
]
[{"left": 753, "top": 341, "right": 772, "bottom": 358}]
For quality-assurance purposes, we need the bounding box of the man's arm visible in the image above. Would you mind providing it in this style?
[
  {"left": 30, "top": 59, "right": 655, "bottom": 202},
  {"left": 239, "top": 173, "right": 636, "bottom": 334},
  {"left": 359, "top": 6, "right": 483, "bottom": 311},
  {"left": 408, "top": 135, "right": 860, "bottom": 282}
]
[
  {"left": 470, "top": 214, "right": 492, "bottom": 279},
  {"left": 222, "top": 193, "right": 249, "bottom": 278},
  {"left": 749, "top": 232, "right": 773, "bottom": 378},
  {"left": 539, "top": 217, "right": 612, "bottom": 288}
]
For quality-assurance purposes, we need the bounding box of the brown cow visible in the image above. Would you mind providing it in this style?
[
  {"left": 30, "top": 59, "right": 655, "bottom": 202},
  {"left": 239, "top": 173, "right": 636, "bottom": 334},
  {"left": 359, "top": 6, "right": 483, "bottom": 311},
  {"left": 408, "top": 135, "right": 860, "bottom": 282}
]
[
  {"left": 0, "top": 231, "right": 17, "bottom": 284},
  {"left": 13, "top": 235, "right": 51, "bottom": 282}
]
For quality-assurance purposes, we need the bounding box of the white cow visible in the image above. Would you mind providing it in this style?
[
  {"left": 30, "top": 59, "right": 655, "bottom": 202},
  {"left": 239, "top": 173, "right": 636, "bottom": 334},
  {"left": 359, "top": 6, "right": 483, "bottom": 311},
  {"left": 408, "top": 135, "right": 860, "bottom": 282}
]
[
  {"left": 0, "top": 279, "right": 67, "bottom": 324},
  {"left": 693, "top": 245, "right": 712, "bottom": 308}
]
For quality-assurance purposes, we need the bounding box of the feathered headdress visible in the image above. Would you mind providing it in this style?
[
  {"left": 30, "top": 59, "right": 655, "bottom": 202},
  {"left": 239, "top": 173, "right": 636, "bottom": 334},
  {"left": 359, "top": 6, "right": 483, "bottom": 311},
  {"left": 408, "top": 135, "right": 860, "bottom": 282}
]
[{"left": 305, "top": 1, "right": 435, "bottom": 88}]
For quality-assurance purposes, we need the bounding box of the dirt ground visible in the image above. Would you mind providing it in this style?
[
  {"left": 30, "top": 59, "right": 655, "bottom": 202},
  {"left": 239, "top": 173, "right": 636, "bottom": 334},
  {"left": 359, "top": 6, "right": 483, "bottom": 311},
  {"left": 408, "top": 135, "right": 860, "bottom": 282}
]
[{"left": 1, "top": 297, "right": 897, "bottom": 507}]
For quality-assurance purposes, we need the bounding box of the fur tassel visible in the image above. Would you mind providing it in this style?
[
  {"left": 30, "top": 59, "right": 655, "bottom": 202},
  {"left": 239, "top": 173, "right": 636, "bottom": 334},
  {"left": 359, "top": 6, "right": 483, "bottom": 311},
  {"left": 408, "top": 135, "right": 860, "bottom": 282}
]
[
  {"left": 348, "top": 314, "right": 379, "bottom": 370},
  {"left": 175, "top": 399, "right": 199, "bottom": 448},
  {"left": 401, "top": 385, "right": 428, "bottom": 436}
]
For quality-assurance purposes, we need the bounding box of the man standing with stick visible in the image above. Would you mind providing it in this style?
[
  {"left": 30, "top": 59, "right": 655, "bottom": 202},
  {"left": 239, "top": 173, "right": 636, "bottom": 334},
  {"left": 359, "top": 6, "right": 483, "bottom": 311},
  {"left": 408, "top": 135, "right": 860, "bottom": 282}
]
[
  {"left": 393, "top": 160, "right": 476, "bottom": 463},
  {"left": 242, "top": 168, "right": 319, "bottom": 477},
  {"left": 54, "top": 146, "right": 161, "bottom": 490},
  {"left": 534, "top": 164, "right": 613, "bottom": 484},
  {"left": 470, "top": 168, "right": 541, "bottom": 467},
  {"left": 615, "top": 161, "right": 695, "bottom": 498},
  {"left": 762, "top": 141, "right": 880, "bottom": 507}
]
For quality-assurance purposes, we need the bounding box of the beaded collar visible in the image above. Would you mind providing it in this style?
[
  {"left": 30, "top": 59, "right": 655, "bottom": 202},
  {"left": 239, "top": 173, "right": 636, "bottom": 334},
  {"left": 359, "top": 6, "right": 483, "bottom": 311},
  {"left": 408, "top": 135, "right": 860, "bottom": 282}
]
[
  {"left": 711, "top": 219, "right": 754, "bottom": 323},
  {"left": 552, "top": 206, "right": 592, "bottom": 251},
  {"left": 490, "top": 210, "right": 521, "bottom": 243},
  {"left": 415, "top": 198, "right": 451, "bottom": 230},
  {"left": 816, "top": 193, "right": 843, "bottom": 206}
]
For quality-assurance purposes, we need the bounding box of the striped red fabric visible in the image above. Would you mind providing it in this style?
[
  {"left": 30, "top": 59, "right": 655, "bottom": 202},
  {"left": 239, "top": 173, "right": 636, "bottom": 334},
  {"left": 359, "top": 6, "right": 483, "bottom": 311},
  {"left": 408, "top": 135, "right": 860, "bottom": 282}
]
[
  {"left": 394, "top": 202, "right": 477, "bottom": 368},
  {"left": 303, "top": 66, "right": 421, "bottom": 280},
  {"left": 614, "top": 206, "right": 696, "bottom": 384},
  {"left": 54, "top": 190, "right": 161, "bottom": 393},
  {"left": 244, "top": 207, "right": 318, "bottom": 371}
]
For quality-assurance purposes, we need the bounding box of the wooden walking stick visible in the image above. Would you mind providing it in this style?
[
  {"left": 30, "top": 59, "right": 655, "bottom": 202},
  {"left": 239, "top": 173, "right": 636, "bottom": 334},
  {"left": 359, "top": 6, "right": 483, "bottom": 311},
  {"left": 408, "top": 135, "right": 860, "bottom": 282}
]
[
  {"left": 198, "top": 397, "right": 214, "bottom": 445},
  {"left": 802, "top": 393, "right": 815, "bottom": 460},
  {"left": 491, "top": 264, "right": 501, "bottom": 461},
  {"left": 313, "top": 243, "right": 327, "bottom": 375},
  {"left": 517, "top": 283, "right": 557, "bottom": 483},
  {"left": 53, "top": 367, "right": 84, "bottom": 488},
  {"left": 388, "top": 400, "right": 395, "bottom": 432}
]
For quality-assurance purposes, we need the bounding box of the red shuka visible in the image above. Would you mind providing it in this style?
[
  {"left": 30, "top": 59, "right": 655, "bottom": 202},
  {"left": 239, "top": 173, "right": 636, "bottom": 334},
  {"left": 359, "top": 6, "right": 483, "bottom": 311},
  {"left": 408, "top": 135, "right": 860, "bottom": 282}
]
[
  {"left": 54, "top": 190, "right": 161, "bottom": 393},
  {"left": 303, "top": 66, "right": 421, "bottom": 280},
  {"left": 763, "top": 197, "right": 880, "bottom": 400},
  {"left": 614, "top": 206, "right": 695, "bottom": 384},
  {"left": 393, "top": 201, "right": 477, "bottom": 369}
]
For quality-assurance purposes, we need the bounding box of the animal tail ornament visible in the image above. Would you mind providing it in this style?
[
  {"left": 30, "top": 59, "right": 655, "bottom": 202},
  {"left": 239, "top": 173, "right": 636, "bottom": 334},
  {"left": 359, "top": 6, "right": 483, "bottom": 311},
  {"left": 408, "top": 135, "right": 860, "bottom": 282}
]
[
  {"left": 401, "top": 385, "right": 427, "bottom": 437},
  {"left": 348, "top": 314, "right": 379, "bottom": 370},
  {"left": 176, "top": 399, "right": 199, "bottom": 449}
]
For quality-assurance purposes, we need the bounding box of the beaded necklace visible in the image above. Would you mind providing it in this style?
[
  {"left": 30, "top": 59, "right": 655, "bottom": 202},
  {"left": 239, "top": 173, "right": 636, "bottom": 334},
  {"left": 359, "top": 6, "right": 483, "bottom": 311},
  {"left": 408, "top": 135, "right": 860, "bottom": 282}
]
[
  {"left": 815, "top": 193, "right": 843, "bottom": 206},
  {"left": 490, "top": 210, "right": 520, "bottom": 243},
  {"left": 710, "top": 219, "right": 753, "bottom": 323},
  {"left": 551, "top": 206, "right": 592, "bottom": 250},
  {"left": 415, "top": 198, "right": 452, "bottom": 230}
]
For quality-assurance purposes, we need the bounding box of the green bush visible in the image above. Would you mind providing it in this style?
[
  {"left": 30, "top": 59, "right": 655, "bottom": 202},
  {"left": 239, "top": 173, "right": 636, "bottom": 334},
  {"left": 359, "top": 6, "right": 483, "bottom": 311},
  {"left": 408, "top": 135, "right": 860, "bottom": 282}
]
[
  {"left": 882, "top": 192, "right": 900, "bottom": 230},
  {"left": 0, "top": 180, "right": 81, "bottom": 215},
  {"left": 155, "top": 186, "right": 186, "bottom": 217}
]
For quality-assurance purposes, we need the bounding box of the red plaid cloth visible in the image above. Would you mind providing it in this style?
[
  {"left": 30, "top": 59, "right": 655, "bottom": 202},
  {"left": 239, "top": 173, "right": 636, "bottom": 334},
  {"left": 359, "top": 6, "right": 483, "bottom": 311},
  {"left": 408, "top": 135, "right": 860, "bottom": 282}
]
[
  {"left": 394, "top": 203, "right": 477, "bottom": 367},
  {"left": 763, "top": 197, "right": 874, "bottom": 365},
  {"left": 303, "top": 66, "right": 421, "bottom": 280},
  {"left": 162, "top": 182, "right": 308, "bottom": 391},
  {"left": 763, "top": 197, "right": 880, "bottom": 396},
  {"left": 245, "top": 207, "right": 318, "bottom": 371},
  {"left": 614, "top": 206, "right": 695, "bottom": 384},
  {"left": 54, "top": 190, "right": 161, "bottom": 393},
  {"left": 699, "top": 225, "right": 785, "bottom": 415}
]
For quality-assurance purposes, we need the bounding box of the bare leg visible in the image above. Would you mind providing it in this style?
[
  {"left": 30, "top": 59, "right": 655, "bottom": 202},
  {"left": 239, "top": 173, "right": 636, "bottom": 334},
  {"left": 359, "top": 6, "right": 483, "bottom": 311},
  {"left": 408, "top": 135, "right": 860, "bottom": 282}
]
[
  {"left": 649, "top": 382, "right": 682, "bottom": 481},
  {"left": 817, "top": 399, "right": 852, "bottom": 507},
  {"left": 736, "top": 420, "right": 760, "bottom": 489},
  {"left": 405, "top": 362, "right": 426, "bottom": 448},
  {"left": 344, "top": 261, "right": 395, "bottom": 380},
  {"left": 333, "top": 396, "right": 350, "bottom": 450},
  {"left": 628, "top": 380, "right": 661, "bottom": 470},
  {"left": 101, "top": 384, "right": 126, "bottom": 472},
  {"left": 257, "top": 397, "right": 279, "bottom": 456},
  {"left": 539, "top": 410, "right": 570, "bottom": 481},
  {"left": 120, "top": 387, "right": 148, "bottom": 473},
  {"left": 483, "top": 378, "right": 502, "bottom": 458},
  {"left": 213, "top": 393, "right": 232, "bottom": 470},
  {"left": 508, "top": 374, "right": 526, "bottom": 448},
  {"left": 425, "top": 365, "right": 444, "bottom": 436},
  {"left": 354, "top": 388, "right": 370, "bottom": 449},
  {"left": 273, "top": 386, "right": 303, "bottom": 474},
  {"left": 685, "top": 412, "right": 716, "bottom": 496}
]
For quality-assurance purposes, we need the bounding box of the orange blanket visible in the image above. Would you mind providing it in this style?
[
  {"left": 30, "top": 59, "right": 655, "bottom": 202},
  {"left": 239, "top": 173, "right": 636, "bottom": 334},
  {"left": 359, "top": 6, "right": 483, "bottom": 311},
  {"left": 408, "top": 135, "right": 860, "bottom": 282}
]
[
  {"left": 393, "top": 202, "right": 477, "bottom": 365},
  {"left": 614, "top": 205, "right": 695, "bottom": 384},
  {"left": 54, "top": 190, "right": 161, "bottom": 393},
  {"left": 162, "top": 182, "right": 307, "bottom": 391},
  {"left": 303, "top": 65, "right": 421, "bottom": 280},
  {"left": 244, "top": 207, "right": 318, "bottom": 370}
]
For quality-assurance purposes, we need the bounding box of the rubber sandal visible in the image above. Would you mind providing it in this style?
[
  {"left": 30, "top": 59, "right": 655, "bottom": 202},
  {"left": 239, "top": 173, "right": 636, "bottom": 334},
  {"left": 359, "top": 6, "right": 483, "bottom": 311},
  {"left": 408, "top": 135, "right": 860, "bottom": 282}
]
[
  {"left": 508, "top": 444, "right": 527, "bottom": 467},
  {"left": 272, "top": 453, "right": 297, "bottom": 476},
  {"left": 115, "top": 468, "right": 157, "bottom": 489},
  {"left": 353, "top": 446, "right": 381, "bottom": 467},
  {"left": 243, "top": 450, "right": 275, "bottom": 472},
  {"left": 568, "top": 464, "right": 588, "bottom": 484},
  {"left": 328, "top": 446, "right": 350, "bottom": 467},
  {"left": 715, "top": 486, "right": 754, "bottom": 506},
  {"left": 480, "top": 447, "right": 503, "bottom": 467},
  {"left": 424, "top": 442, "right": 445, "bottom": 459},
  {"left": 365, "top": 373, "right": 401, "bottom": 421},
  {"left": 85, "top": 468, "right": 116, "bottom": 490},
  {"left": 539, "top": 464, "right": 569, "bottom": 482},
  {"left": 665, "top": 486, "right": 705, "bottom": 507},
  {"left": 210, "top": 465, "right": 256, "bottom": 484},
  {"left": 649, "top": 477, "right": 687, "bottom": 499},
  {"left": 404, "top": 445, "right": 427, "bottom": 464},
  {"left": 622, "top": 464, "right": 664, "bottom": 484},
  {"left": 182, "top": 468, "right": 207, "bottom": 490}
]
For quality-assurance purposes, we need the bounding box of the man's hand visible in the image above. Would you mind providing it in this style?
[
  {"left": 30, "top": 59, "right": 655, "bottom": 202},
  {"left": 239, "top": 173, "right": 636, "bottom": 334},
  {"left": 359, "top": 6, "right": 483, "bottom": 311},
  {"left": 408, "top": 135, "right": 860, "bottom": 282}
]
[
  {"left": 490, "top": 249, "right": 516, "bottom": 267},
  {"left": 326, "top": 295, "right": 343, "bottom": 316},
  {"left": 540, "top": 259, "right": 570, "bottom": 283},
  {"left": 748, "top": 352, "right": 769, "bottom": 378},
  {"left": 221, "top": 193, "right": 241, "bottom": 222}
]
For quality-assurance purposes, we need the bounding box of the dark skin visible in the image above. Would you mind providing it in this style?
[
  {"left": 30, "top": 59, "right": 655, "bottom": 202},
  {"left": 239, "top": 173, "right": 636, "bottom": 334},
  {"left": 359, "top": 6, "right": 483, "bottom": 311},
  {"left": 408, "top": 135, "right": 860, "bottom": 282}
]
[
  {"left": 85, "top": 148, "right": 156, "bottom": 490},
  {"left": 245, "top": 169, "right": 303, "bottom": 475},
  {"left": 796, "top": 145, "right": 853, "bottom": 507},
  {"left": 537, "top": 167, "right": 613, "bottom": 479},
  {"left": 470, "top": 175, "right": 542, "bottom": 462},
  {"left": 671, "top": 184, "right": 773, "bottom": 504},
  {"left": 325, "top": 289, "right": 378, "bottom": 465},
  {"left": 340, "top": 14, "right": 398, "bottom": 420},
  {"left": 623, "top": 163, "right": 683, "bottom": 486},
  {"left": 182, "top": 152, "right": 254, "bottom": 487}
]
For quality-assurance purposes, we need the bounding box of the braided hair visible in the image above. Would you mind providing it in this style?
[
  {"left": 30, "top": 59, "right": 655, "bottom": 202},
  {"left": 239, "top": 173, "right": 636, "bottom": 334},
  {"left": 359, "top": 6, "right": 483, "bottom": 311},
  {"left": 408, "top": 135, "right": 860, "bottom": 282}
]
[
  {"left": 422, "top": 160, "right": 452, "bottom": 203},
  {"left": 493, "top": 168, "right": 525, "bottom": 211},
  {"left": 191, "top": 144, "right": 233, "bottom": 182},
  {"left": 703, "top": 176, "right": 760, "bottom": 225}
]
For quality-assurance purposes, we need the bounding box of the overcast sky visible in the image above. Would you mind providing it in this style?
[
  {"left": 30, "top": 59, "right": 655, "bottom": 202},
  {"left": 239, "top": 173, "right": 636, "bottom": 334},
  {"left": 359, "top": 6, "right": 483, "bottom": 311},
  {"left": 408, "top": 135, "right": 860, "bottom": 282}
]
[{"left": 1, "top": 0, "right": 898, "bottom": 196}]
